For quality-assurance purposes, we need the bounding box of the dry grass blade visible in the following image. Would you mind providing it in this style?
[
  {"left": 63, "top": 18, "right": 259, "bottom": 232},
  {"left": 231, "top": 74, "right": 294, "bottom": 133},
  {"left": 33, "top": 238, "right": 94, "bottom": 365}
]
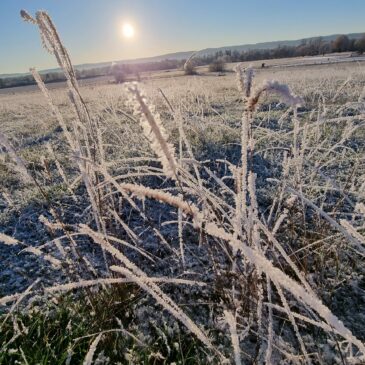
[{"left": 83, "top": 333, "right": 103, "bottom": 365}]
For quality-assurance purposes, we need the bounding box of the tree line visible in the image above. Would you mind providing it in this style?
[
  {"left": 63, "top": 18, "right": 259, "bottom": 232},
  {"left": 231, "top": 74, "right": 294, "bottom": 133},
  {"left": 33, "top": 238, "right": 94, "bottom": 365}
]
[
  {"left": 0, "top": 59, "right": 185, "bottom": 89},
  {"left": 193, "top": 34, "right": 365, "bottom": 66},
  {"left": 1, "top": 34, "right": 364, "bottom": 89}
]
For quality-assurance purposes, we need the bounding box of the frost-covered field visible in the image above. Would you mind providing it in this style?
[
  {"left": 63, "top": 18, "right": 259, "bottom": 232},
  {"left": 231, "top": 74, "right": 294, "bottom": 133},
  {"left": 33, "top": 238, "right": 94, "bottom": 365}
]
[{"left": 1, "top": 12, "right": 365, "bottom": 365}]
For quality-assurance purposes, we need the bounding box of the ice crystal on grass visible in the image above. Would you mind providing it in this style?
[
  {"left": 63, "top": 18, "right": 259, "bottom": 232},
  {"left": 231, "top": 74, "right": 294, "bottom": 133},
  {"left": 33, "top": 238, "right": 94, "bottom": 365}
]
[
  {"left": 0, "top": 233, "right": 19, "bottom": 246},
  {"left": 248, "top": 79, "right": 303, "bottom": 112},
  {"left": 83, "top": 333, "right": 103, "bottom": 365},
  {"left": 0, "top": 132, "right": 33, "bottom": 184},
  {"left": 235, "top": 63, "right": 254, "bottom": 98},
  {"left": 126, "top": 82, "right": 178, "bottom": 180},
  {"left": 224, "top": 310, "right": 241, "bottom": 365}
]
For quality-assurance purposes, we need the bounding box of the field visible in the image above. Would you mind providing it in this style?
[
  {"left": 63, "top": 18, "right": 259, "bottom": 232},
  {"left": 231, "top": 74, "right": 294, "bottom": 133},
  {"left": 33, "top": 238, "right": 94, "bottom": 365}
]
[{"left": 1, "top": 14, "right": 365, "bottom": 365}]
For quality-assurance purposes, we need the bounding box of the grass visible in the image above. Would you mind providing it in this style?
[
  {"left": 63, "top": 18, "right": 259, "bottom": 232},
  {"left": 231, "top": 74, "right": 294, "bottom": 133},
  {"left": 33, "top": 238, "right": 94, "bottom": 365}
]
[
  {"left": 1, "top": 295, "right": 95, "bottom": 364},
  {"left": 0, "top": 285, "right": 218, "bottom": 364},
  {"left": 0, "top": 9, "right": 365, "bottom": 364}
]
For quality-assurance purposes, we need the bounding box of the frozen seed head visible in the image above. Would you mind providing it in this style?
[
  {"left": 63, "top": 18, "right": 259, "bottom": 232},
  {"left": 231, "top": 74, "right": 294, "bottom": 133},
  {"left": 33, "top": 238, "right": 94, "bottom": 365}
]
[
  {"left": 355, "top": 203, "right": 365, "bottom": 215},
  {"left": 20, "top": 9, "right": 36, "bottom": 24},
  {"left": 234, "top": 63, "right": 245, "bottom": 94},
  {"left": 0, "top": 233, "right": 19, "bottom": 246},
  {"left": 235, "top": 63, "right": 255, "bottom": 98},
  {"left": 263, "top": 80, "right": 304, "bottom": 107},
  {"left": 249, "top": 79, "right": 303, "bottom": 111},
  {"left": 126, "top": 82, "right": 178, "bottom": 180}
]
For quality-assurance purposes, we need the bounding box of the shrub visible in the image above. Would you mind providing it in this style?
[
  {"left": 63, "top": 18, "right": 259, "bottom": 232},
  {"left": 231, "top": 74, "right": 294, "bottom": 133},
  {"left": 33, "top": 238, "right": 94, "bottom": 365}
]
[
  {"left": 184, "top": 61, "right": 197, "bottom": 75},
  {"left": 208, "top": 58, "right": 226, "bottom": 72},
  {"left": 110, "top": 64, "right": 128, "bottom": 84}
]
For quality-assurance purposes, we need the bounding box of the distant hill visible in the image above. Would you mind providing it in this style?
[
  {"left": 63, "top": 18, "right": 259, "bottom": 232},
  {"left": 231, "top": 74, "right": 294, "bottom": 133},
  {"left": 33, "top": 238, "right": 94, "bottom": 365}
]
[
  {"left": 44, "top": 32, "right": 365, "bottom": 71},
  {"left": 1, "top": 32, "right": 364, "bottom": 78},
  {"left": 196, "top": 33, "right": 364, "bottom": 56}
]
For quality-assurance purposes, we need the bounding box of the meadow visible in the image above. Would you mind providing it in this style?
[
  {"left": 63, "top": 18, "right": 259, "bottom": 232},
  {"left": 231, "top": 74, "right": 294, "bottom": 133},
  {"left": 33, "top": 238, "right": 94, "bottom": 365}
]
[{"left": 1, "top": 11, "right": 365, "bottom": 365}]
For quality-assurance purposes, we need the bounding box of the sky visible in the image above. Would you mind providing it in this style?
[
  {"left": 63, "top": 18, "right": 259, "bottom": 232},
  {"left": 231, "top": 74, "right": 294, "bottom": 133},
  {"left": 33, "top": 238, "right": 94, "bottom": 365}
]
[{"left": 1, "top": 0, "right": 365, "bottom": 74}]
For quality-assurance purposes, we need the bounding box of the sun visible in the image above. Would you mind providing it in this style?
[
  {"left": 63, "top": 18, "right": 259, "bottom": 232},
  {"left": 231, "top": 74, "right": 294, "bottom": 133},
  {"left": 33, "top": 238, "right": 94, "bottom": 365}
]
[{"left": 122, "top": 23, "right": 135, "bottom": 39}]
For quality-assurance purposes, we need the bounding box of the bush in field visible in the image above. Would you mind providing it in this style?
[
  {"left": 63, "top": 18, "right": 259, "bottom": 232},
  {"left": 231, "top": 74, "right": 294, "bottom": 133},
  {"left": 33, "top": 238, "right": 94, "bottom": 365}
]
[
  {"left": 183, "top": 53, "right": 198, "bottom": 75},
  {"left": 111, "top": 63, "right": 128, "bottom": 84},
  {"left": 208, "top": 58, "right": 226, "bottom": 72},
  {"left": 183, "top": 61, "right": 197, "bottom": 75},
  {"left": 114, "top": 71, "right": 126, "bottom": 84}
]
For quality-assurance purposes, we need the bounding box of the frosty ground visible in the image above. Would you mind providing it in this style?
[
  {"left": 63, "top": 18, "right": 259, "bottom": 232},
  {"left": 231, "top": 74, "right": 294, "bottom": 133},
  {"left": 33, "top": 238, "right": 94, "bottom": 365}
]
[{"left": 1, "top": 59, "right": 365, "bottom": 364}]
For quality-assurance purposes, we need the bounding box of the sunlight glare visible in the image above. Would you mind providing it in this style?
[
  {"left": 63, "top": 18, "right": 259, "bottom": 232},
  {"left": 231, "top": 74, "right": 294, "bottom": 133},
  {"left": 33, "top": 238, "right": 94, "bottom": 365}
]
[{"left": 122, "top": 23, "right": 135, "bottom": 39}]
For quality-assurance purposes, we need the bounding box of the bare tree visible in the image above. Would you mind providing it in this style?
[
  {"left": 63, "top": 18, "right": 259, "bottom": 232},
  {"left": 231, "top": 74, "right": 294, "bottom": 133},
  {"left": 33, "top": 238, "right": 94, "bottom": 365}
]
[
  {"left": 209, "top": 57, "right": 226, "bottom": 72},
  {"left": 355, "top": 35, "right": 365, "bottom": 54},
  {"left": 332, "top": 35, "right": 350, "bottom": 53}
]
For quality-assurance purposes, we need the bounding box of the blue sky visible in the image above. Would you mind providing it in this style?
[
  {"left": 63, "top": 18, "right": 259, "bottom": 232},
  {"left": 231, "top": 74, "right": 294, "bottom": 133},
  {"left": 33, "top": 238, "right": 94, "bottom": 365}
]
[{"left": 1, "top": 0, "right": 365, "bottom": 74}]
